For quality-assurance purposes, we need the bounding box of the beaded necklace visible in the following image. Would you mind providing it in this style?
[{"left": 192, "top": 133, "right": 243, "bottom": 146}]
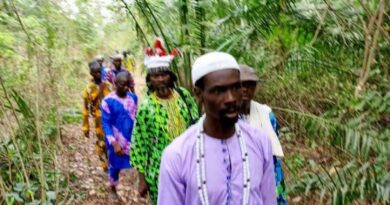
[
  {"left": 152, "top": 90, "right": 186, "bottom": 141},
  {"left": 196, "top": 119, "right": 251, "bottom": 205}
]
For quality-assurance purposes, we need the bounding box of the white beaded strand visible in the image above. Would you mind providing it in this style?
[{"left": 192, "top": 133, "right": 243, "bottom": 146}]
[
  {"left": 196, "top": 120, "right": 251, "bottom": 205},
  {"left": 196, "top": 134, "right": 206, "bottom": 204},
  {"left": 236, "top": 124, "right": 250, "bottom": 205},
  {"left": 238, "top": 138, "right": 247, "bottom": 203},
  {"left": 244, "top": 137, "right": 251, "bottom": 204},
  {"left": 200, "top": 129, "right": 210, "bottom": 205}
]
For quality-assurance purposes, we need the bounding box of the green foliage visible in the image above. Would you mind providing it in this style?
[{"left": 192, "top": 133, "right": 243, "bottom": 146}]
[
  {"left": 285, "top": 153, "right": 306, "bottom": 176},
  {"left": 0, "top": 31, "right": 15, "bottom": 57},
  {"left": 122, "top": 0, "right": 389, "bottom": 203},
  {"left": 0, "top": 0, "right": 119, "bottom": 203},
  {"left": 0, "top": 88, "right": 63, "bottom": 204},
  {"left": 0, "top": 0, "right": 388, "bottom": 204}
]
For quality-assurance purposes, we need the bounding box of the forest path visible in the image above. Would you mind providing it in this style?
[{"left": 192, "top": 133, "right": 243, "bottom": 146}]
[{"left": 58, "top": 67, "right": 152, "bottom": 205}]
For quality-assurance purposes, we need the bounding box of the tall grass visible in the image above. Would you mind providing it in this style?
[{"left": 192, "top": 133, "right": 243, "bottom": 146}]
[{"left": 0, "top": 75, "right": 62, "bottom": 204}]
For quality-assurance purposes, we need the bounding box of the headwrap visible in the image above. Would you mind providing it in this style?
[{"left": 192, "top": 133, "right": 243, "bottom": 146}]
[
  {"left": 110, "top": 53, "right": 123, "bottom": 60},
  {"left": 239, "top": 64, "right": 259, "bottom": 82},
  {"left": 191, "top": 52, "right": 239, "bottom": 85},
  {"left": 144, "top": 38, "right": 181, "bottom": 73}
]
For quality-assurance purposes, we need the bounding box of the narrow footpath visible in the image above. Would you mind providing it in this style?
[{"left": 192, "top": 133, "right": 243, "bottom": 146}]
[{"left": 58, "top": 68, "right": 151, "bottom": 205}]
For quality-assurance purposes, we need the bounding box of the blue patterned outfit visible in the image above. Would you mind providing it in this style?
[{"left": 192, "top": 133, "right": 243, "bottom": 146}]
[
  {"left": 101, "top": 92, "right": 138, "bottom": 186},
  {"left": 269, "top": 112, "right": 288, "bottom": 205}
]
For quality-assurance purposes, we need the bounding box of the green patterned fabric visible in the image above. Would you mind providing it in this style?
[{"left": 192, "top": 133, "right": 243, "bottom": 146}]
[{"left": 130, "top": 87, "right": 199, "bottom": 204}]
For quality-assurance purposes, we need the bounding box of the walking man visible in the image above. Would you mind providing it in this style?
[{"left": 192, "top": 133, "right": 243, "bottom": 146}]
[
  {"left": 105, "top": 53, "right": 135, "bottom": 93},
  {"left": 101, "top": 72, "right": 138, "bottom": 199},
  {"left": 95, "top": 55, "right": 108, "bottom": 80},
  {"left": 158, "top": 52, "right": 276, "bottom": 205},
  {"left": 82, "top": 61, "right": 111, "bottom": 171},
  {"left": 130, "top": 39, "right": 199, "bottom": 204},
  {"left": 123, "top": 50, "right": 136, "bottom": 73},
  {"left": 239, "top": 64, "right": 287, "bottom": 204}
]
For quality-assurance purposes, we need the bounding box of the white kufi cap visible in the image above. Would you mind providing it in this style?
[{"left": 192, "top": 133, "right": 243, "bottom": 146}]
[{"left": 192, "top": 52, "right": 239, "bottom": 85}]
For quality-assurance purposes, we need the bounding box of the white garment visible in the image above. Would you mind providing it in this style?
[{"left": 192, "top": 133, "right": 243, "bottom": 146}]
[{"left": 246, "top": 101, "right": 284, "bottom": 157}]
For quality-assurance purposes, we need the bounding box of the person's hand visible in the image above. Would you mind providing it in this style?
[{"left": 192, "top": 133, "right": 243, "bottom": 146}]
[
  {"left": 84, "top": 131, "right": 89, "bottom": 138},
  {"left": 111, "top": 141, "right": 122, "bottom": 155},
  {"left": 138, "top": 174, "right": 148, "bottom": 198}
]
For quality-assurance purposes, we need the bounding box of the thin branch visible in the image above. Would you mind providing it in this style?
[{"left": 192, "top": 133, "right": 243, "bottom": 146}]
[
  {"left": 357, "top": 0, "right": 390, "bottom": 44},
  {"left": 322, "top": 0, "right": 347, "bottom": 45},
  {"left": 141, "top": 0, "right": 171, "bottom": 52},
  {"left": 310, "top": 8, "right": 328, "bottom": 46},
  {"left": 355, "top": 0, "right": 386, "bottom": 96},
  {"left": 0, "top": 76, "right": 31, "bottom": 192},
  {"left": 195, "top": 0, "right": 206, "bottom": 54},
  {"left": 0, "top": 76, "right": 20, "bottom": 126},
  {"left": 9, "top": 0, "right": 34, "bottom": 45},
  {"left": 135, "top": 0, "right": 159, "bottom": 36},
  {"left": 119, "top": 0, "right": 150, "bottom": 46}
]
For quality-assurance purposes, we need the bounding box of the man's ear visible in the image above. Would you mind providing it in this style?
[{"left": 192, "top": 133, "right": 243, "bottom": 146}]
[{"left": 193, "top": 86, "right": 203, "bottom": 103}]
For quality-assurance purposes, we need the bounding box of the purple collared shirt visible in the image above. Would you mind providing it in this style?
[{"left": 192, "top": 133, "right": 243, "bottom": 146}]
[{"left": 158, "top": 120, "right": 277, "bottom": 205}]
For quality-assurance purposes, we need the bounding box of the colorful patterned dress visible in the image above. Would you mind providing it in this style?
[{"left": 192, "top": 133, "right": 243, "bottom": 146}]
[
  {"left": 101, "top": 92, "right": 138, "bottom": 186},
  {"left": 82, "top": 81, "right": 111, "bottom": 170},
  {"left": 130, "top": 87, "right": 199, "bottom": 204}
]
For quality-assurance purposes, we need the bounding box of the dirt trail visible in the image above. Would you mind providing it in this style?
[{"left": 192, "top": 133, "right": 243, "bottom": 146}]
[{"left": 58, "top": 67, "right": 152, "bottom": 204}]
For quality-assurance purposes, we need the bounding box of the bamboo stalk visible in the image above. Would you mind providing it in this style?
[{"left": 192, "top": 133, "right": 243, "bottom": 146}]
[
  {"left": 120, "top": 0, "right": 150, "bottom": 46},
  {"left": 34, "top": 52, "right": 47, "bottom": 202},
  {"left": 141, "top": 0, "right": 171, "bottom": 52},
  {"left": 135, "top": 0, "right": 159, "bottom": 36},
  {"left": 195, "top": 0, "right": 206, "bottom": 54},
  {"left": 0, "top": 76, "right": 32, "bottom": 196},
  {"left": 9, "top": 0, "right": 34, "bottom": 45}
]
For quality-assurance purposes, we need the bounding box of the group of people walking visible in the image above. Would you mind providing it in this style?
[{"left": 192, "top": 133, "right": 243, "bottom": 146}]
[{"left": 82, "top": 38, "right": 287, "bottom": 204}]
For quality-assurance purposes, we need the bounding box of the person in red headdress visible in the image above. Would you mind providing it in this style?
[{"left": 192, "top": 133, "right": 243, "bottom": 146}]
[{"left": 130, "top": 38, "right": 199, "bottom": 204}]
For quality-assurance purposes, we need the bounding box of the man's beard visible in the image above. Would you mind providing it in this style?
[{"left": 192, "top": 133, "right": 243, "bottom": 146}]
[
  {"left": 239, "top": 100, "right": 251, "bottom": 112},
  {"left": 219, "top": 104, "right": 239, "bottom": 127},
  {"left": 155, "top": 84, "right": 171, "bottom": 97},
  {"left": 220, "top": 115, "right": 238, "bottom": 127}
]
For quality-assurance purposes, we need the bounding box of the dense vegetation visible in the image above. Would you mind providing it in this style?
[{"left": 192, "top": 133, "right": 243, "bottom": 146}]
[{"left": 0, "top": 0, "right": 389, "bottom": 204}]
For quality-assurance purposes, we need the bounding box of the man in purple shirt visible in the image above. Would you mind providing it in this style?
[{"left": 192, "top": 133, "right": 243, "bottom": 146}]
[{"left": 158, "top": 52, "right": 277, "bottom": 205}]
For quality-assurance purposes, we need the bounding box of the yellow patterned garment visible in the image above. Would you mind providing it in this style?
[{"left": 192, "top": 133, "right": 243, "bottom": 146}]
[
  {"left": 131, "top": 87, "right": 199, "bottom": 204},
  {"left": 152, "top": 91, "right": 186, "bottom": 141},
  {"left": 124, "top": 56, "right": 136, "bottom": 73},
  {"left": 82, "top": 81, "right": 111, "bottom": 170}
]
